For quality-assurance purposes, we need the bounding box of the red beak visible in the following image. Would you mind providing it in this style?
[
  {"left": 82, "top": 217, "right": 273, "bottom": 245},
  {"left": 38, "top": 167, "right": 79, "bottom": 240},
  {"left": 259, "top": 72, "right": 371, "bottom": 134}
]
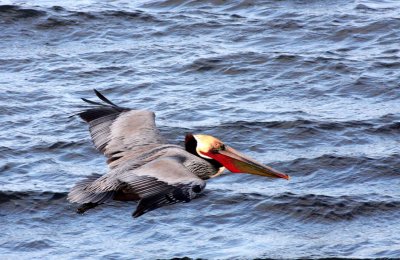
[{"left": 202, "top": 146, "right": 289, "bottom": 180}]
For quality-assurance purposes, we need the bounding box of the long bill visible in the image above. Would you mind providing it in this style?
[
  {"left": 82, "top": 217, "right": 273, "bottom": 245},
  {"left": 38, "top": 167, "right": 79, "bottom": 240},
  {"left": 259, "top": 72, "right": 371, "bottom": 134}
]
[{"left": 206, "top": 146, "right": 289, "bottom": 180}]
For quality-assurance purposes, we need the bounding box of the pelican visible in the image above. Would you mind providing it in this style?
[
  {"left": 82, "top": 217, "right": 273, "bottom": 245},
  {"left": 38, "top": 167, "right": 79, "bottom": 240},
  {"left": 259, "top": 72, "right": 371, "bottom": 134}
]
[{"left": 68, "top": 90, "right": 289, "bottom": 218}]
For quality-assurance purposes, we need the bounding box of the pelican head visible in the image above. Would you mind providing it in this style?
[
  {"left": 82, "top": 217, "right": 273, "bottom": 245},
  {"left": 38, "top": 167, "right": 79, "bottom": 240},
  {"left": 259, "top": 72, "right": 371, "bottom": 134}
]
[{"left": 185, "top": 133, "right": 289, "bottom": 180}]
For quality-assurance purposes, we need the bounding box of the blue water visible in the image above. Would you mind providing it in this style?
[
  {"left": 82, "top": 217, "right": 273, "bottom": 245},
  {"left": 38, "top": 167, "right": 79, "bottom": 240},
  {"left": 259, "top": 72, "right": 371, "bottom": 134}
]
[{"left": 1, "top": 0, "right": 399, "bottom": 259}]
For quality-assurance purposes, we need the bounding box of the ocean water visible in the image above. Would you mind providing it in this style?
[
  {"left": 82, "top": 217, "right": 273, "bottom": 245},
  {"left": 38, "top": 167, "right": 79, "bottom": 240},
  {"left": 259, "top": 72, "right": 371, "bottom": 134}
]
[{"left": 0, "top": 0, "right": 399, "bottom": 259}]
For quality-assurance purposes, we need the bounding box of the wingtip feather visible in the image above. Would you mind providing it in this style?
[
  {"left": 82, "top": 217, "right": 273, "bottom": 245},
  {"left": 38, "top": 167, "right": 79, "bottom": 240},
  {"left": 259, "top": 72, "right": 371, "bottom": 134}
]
[
  {"left": 93, "top": 89, "right": 119, "bottom": 107},
  {"left": 132, "top": 211, "right": 142, "bottom": 218}
]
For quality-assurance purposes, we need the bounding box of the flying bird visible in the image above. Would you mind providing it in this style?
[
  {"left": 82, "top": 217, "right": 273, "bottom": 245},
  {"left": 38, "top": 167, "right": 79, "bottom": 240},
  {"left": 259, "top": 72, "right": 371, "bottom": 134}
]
[{"left": 68, "top": 90, "right": 289, "bottom": 218}]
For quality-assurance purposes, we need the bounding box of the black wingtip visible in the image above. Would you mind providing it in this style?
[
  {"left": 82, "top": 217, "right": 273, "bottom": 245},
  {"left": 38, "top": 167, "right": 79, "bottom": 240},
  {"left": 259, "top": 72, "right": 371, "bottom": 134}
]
[
  {"left": 68, "top": 113, "right": 78, "bottom": 119},
  {"left": 132, "top": 210, "right": 143, "bottom": 218},
  {"left": 81, "top": 97, "right": 109, "bottom": 107},
  {"left": 93, "top": 89, "right": 102, "bottom": 99},
  {"left": 132, "top": 213, "right": 141, "bottom": 218},
  {"left": 93, "top": 89, "right": 118, "bottom": 107},
  {"left": 76, "top": 202, "right": 99, "bottom": 214},
  {"left": 132, "top": 202, "right": 146, "bottom": 218}
]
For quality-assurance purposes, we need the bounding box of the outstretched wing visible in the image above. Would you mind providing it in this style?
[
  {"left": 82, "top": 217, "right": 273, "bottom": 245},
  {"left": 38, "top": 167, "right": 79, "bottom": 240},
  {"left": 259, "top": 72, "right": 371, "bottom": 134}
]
[
  {"left": 67, "top": 155, "right": 206, "bottom": 218},
  {"left": 77, "top": 89, "right": 165, "bottom": 168}
]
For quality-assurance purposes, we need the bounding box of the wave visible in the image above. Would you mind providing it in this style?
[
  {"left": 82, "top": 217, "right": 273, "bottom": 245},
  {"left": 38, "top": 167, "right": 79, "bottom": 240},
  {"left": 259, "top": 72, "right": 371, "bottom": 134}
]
[
  {"left": 200, "top": 115, "right": 400, "bottom": 138},
  {"left": 159, "top": 113, "right": 399, "bottom": 134},
  {"left": 0, "top": 139, "right": 90, "bottom": 161},
  {"left": 3, "top": 189, "right": 399, "bottom": 223},
  {"left": 210, "top": 190, "right": 400, "bottom": 222},
  {"left": 0, "top": 190, "right": 69, "bottom": 217},
  {"left": 183, "top": 52, "right": 267, "bottom": 73},
  {"left": 284, "top": 153, "right": 400, "bottom": 178},
  {"left": 266, "top": 192, "right": 400, "bottom": 222},
  {"left": 0, "top": 190, "right": 67, "bottom": 205},
  {"left": 0, "top": 5, "right": 46, "bottom": 20},
  {"left": 0, "top": 5, "right": 159, "bottom": 28}
]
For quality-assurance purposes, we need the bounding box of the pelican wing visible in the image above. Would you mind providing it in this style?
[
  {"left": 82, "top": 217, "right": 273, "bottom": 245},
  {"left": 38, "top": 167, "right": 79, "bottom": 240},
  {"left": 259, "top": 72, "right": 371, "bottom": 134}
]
[
  {"left": 68, "top": 156, "right": 206, "bottom": 217},
  {"left": 77, "top": 90, "right": 165, "bottom": 167}
]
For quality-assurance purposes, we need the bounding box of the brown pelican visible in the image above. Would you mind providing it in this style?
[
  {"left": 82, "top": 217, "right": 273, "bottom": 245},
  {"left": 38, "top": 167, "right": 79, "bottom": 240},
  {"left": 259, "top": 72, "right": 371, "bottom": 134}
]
[{"left": 68, "top": 90, "right": 289, "bottom": 218}]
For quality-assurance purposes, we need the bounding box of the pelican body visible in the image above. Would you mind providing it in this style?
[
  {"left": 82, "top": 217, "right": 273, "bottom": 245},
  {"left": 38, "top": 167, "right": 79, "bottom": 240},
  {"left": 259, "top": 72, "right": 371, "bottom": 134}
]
[{"left": 68, "top": 90, "right": 289, "bottom": 218}]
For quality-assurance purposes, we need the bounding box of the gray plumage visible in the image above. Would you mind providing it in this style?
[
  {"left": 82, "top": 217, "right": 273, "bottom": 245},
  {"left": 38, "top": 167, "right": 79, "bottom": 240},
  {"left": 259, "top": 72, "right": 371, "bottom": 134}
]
[{"left": 68, "top": 90, "right": 219, "bottom": 218}]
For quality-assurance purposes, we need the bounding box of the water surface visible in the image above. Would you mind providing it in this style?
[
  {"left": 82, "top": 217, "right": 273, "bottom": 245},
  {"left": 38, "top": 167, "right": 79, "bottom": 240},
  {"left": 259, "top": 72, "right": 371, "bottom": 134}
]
[{"left": 1, "top": 0, "right": 399, "bottom": 259}]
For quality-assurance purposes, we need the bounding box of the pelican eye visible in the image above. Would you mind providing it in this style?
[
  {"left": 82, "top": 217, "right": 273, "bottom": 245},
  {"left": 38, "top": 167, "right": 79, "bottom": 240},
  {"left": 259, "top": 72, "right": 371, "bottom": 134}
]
[{"left": 211, "top": 144, "right": 225, "bottom": 153}]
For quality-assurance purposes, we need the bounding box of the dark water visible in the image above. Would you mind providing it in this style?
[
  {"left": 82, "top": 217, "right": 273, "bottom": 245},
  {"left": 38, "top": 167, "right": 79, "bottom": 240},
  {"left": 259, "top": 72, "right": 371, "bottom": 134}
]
[{"left": 1, "top": 0, "right": 400, "bottom": 258}]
